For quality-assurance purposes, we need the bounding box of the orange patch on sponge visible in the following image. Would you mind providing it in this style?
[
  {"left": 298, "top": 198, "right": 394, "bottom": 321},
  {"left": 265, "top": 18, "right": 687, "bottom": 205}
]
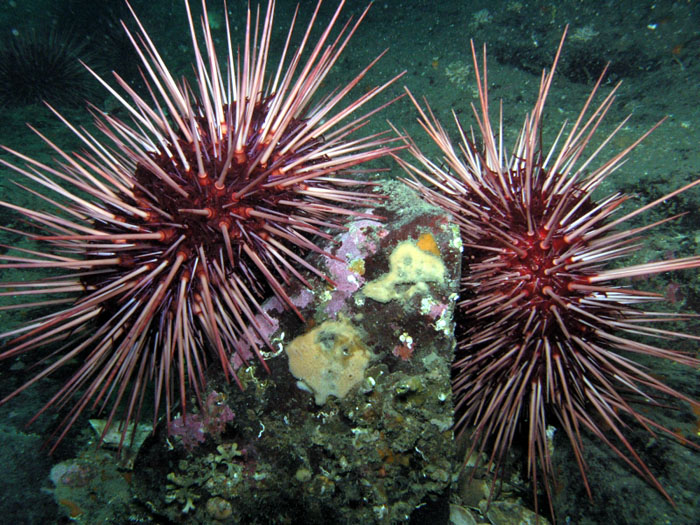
[{"left": 417, "top": 232, "right": 440, "bottom": 256}]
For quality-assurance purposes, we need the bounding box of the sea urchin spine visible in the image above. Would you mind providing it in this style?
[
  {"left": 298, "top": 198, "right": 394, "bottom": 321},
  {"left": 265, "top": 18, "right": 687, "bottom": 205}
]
[
  {"left": 0, "top": 0, "right": 401, "bottom": 450},
  {"left": 396, "top": 31, "right": 700, "bottom": 515}
]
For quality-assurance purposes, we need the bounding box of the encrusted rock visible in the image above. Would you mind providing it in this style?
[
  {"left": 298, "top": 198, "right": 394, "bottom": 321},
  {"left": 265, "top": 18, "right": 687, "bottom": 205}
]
[{"left": 130, "top": 180, "right": 461, "bottom": 524}]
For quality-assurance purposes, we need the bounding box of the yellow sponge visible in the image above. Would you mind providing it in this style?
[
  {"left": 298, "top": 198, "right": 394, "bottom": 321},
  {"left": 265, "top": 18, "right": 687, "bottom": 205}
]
[
  {"left": 285, "top": 319, "right": 371, "bottom": 404},
  {"left": 363, "top": 241, "right": 445, "bottom": 303}
]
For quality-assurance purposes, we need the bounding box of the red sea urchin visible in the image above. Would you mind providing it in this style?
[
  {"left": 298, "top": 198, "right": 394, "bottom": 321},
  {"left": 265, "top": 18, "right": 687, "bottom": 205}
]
[
  {"left": 395, "top": 34, "right": 700, "bottom": 515},
  {"left": 0, "top": 0, "right": 401, "bottom": 450}
]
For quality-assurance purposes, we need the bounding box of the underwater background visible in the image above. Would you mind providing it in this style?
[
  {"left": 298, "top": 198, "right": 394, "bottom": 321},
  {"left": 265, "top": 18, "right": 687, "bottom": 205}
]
[{"left": 0, "top": 0, "right": 698, "bottom": 523}]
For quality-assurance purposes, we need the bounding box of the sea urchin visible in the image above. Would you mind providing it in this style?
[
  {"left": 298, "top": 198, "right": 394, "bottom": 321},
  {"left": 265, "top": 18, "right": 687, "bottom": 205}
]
[
  {"left": 395, "top": 32, "right": 700, "bottom": 515},
  {"left": 0, "top": 0, "right": 400, "bottom": 450},
  {"left": 0, "top": 31, "right": 94, "bottom": 108}
]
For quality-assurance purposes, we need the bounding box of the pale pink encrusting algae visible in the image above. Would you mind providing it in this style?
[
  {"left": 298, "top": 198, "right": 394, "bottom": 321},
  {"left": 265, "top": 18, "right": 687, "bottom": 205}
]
[{"left": 323, "top": 219, "right": 387, "bottom": 317}]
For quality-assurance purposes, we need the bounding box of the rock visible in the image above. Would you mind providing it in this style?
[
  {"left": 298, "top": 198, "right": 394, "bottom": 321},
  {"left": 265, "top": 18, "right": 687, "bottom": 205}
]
[
  {"left": 449, "top": 504, "right": 479, "bottom": 525},
  {"left": 88, "top": 419, "right": 152, "bottom": 469},
  {"left": 486, "top": 500, "right": 551, "bottom": 525}
]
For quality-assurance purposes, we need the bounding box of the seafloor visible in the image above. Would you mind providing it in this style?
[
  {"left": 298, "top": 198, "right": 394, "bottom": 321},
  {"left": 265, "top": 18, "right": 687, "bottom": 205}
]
[{"left": 0, "top": 0, "right": 698, "bottom": 524}]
